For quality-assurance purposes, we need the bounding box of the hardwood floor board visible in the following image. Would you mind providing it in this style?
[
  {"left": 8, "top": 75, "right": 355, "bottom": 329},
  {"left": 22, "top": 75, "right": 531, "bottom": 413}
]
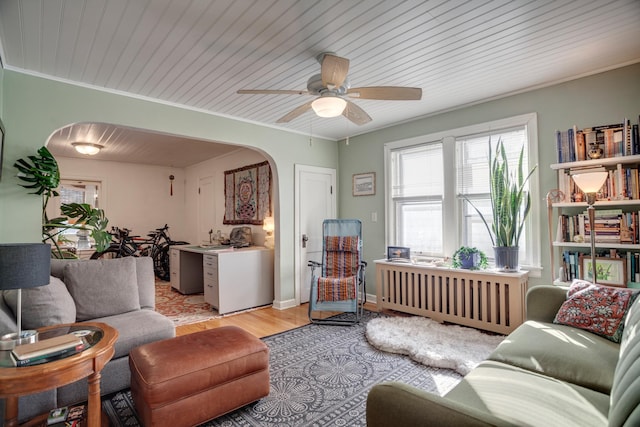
[{"left": 175, "top": 302, "right": 378, "bottom": 337}]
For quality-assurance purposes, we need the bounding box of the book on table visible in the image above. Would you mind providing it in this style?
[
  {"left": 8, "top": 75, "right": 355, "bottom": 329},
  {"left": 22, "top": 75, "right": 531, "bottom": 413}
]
[{"left": 12, "top": 333, "right": 84, "bottom": 362}]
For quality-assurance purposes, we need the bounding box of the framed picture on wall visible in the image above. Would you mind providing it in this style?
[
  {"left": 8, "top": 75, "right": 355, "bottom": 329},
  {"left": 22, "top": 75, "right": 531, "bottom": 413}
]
[
  {"left": 579, "top": 255, "right": 627, "bottom": 287},
  {"left": 0, "top": 117, "right": 5, "bottom": 181},
  {"left": 352, "top": 172, "right": 375, "bottom": 196}
]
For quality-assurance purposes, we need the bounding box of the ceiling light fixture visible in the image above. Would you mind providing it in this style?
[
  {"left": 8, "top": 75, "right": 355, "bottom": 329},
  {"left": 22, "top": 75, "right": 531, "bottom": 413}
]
[
  {"left": 311, "top": 95, "right": 347, "bottom": 118},
  {"left": 72, "top": 142, "right": 104, "bottom": 155}
]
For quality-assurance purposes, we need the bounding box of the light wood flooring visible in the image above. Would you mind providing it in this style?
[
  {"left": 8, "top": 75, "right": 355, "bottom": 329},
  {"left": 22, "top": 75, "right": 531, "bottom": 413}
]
[{"left": 175, "top": 302, "right": 378, "bottom": 338}]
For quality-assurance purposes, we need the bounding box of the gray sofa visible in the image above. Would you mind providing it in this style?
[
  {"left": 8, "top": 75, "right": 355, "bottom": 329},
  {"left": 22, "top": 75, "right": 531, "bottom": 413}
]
[
  {"left": 367, "top": 283, "right": 640, "bottom": 426},
  {"left": 0, "top": 256, "right": 175, "bottom": 423}
]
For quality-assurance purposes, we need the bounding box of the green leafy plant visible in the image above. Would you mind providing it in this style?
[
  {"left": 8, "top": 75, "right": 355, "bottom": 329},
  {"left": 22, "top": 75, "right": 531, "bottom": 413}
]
[
  {"left": 451, "top": 246, "right": 488, "bottom": 270},
  {"left": 465, "top": 139, "right": 537, "bottom": 248},
  {"left": 14, "top": 146, "right": 111, "bottom": 258}
]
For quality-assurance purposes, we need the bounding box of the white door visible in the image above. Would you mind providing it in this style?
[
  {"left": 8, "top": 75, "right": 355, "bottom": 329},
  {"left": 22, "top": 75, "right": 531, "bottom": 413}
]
[
  {"left": 295, "top": 165, "right": 337, "bottom": 304},
  {"left": 198, "top": 176, "right": 216, "bottom": 245}
]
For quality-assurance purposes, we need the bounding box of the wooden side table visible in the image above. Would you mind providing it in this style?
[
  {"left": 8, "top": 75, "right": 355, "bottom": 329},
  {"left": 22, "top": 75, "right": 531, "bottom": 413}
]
[{"left": 0, "top": 322, "right": 118, "bottom": 427}]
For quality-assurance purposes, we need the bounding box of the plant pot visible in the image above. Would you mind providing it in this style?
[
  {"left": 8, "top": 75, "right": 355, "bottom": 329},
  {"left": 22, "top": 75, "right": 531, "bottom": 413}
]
[
  {"left": 459, "top": 253, "right": 478, "bottom": 269},
  {"left": 493, "top": 246, "right": 519, "bottom": 272}
]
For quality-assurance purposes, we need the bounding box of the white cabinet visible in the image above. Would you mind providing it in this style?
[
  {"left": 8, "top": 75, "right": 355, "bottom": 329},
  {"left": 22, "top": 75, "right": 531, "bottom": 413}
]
[
  {"left": 203, "top": 248, "right": 274, "bottom": 314},
  {"left": 170, "top": 246, "right": 204, "bottom": 294},
  {"left": 170, "top": 246, "right": 274, "bottom": 313}
]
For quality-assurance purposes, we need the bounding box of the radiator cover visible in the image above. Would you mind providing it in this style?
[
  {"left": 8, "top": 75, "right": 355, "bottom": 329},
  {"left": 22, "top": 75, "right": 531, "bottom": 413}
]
[{"left": 375, "top": 260, "right": 529, "bottom": 334}]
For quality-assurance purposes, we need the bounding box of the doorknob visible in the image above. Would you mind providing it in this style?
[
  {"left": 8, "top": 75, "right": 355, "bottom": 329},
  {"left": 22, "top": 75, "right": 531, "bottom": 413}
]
[{"left": 302, "top": 234, "right": 309, "bottom": 248}]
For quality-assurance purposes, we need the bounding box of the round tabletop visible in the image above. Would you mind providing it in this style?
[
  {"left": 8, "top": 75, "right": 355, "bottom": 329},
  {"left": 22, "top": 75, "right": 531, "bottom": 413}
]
[{"left": 0, "top": 322, "right": 118, "bottom": 427}]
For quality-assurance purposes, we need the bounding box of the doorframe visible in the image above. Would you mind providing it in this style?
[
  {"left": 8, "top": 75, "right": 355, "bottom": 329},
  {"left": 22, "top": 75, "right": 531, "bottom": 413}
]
[{"left": 294, "top": 164, "right": 337, "bottom": 306}]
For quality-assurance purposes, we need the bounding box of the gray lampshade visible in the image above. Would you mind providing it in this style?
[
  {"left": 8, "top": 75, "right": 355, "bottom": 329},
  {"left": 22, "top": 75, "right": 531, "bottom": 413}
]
[{"left": 0, "top": 243, "right": 51, "bottom": 290}]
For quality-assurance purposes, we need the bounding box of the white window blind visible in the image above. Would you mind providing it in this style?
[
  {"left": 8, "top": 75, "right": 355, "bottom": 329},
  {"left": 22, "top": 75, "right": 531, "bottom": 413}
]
[
  {"left": 456, "top": 128, "right": 529, "bottom": 260},
  {"left": 391, "top": 142, "right": 443, "bottom": 255}
]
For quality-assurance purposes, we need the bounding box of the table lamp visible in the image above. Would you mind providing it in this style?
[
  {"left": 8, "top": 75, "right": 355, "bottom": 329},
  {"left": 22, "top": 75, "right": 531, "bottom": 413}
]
[
  {"left": 263, "top": 216, "right": 275, "bottom": 249},
  {"left": 571, "top": 168, "right": 608, "bottom": 284},
  {"left": 0, "top": 243, "right": 51, "bottom": 349}
]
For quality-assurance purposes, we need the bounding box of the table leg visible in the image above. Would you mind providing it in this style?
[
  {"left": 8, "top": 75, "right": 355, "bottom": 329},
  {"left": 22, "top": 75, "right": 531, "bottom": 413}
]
[
  {"left": 87, "top": 371, "right": 102, "bottom": 427},
  {"left": 4, "top": 396, "right": 18, "bottom": 427}
]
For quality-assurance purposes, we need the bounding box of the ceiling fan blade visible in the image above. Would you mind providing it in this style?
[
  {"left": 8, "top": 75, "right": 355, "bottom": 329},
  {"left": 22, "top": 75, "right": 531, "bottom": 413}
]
[
  {"left": 343, "top": 100, "right": 372, "bottom": 126},
  {"left": 238, "top": 89, "right": 308, "bottom": 95},
  {"left": 347, "top": 86, "right": 422, "bottom": 100},
  {"left": 276, "top": 101, "right": 314, "bottom": 123},
  {"left": 321, "top": 54, "right": 349, "bottom": 88}
]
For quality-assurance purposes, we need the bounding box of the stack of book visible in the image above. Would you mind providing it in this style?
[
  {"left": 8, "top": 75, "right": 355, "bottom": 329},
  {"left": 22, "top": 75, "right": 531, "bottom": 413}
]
[
  {"left": 47, "top": 403, "right": 87, "bottom": 426},
  {"left": 11, "top": 334, "right": 85, "bottom": 367},
  {"left": 555, "top": 117, "right": 640, "bottom": 164}
]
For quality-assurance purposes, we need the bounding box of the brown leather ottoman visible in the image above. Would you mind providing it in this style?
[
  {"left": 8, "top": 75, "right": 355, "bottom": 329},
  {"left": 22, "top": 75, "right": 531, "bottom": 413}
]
[{"left": 129, "top": 326, "right": 270, "bottom": 427}]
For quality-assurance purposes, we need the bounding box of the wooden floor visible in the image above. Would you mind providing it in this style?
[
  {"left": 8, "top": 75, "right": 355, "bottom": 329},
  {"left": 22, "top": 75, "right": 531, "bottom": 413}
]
[{"left": 175, "top": 302, "right": 378, "bottom": 337}]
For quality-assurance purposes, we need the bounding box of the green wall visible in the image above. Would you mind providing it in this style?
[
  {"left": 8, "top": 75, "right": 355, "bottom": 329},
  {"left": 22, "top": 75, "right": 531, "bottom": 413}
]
[
  {"left": 0, "top": 71, "right": 339, "bottom": 303},
  {"left": 339, "top": 62, "right": 640, "bottom": 289}
]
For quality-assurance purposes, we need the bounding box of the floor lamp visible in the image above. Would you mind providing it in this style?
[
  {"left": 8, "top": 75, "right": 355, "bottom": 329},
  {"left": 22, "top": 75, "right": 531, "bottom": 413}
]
[
  {"left": 571, "top": 169, "right": 608, "bottom": 284},
  {"left": 0, "top": 243, "right": 51, "bottom": 349}
]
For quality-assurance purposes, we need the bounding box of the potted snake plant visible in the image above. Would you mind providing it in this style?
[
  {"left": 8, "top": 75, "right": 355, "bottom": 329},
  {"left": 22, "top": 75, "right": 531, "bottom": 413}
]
[
  {"left": 465, "top": 139, "right": 537, "bottom": 272},
  {"left": 14, "top": 146, "right": 111, "bottom": 258}
]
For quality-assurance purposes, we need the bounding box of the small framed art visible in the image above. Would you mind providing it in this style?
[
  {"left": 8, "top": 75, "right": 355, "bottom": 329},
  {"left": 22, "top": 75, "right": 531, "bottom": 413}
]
[
  {"left": 387, "top": 246, "right": 411, "bottom": 262},
  {"left": 352, "top": 172, "right": 375, "bottom": 196},
  {"left": 579, "top": 255, "right": 626, "bottom": 287}
]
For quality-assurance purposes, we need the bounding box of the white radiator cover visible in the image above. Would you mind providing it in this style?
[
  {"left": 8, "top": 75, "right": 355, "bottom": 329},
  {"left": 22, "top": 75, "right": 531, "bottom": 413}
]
[{"left": 375, "top": 260, "right": 529, "bottom": 334}]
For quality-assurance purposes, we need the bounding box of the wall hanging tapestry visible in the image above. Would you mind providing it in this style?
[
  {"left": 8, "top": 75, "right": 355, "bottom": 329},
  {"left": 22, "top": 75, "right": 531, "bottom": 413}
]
[{"left": 224, "top": 160, "right": 271, "bottom": 225}]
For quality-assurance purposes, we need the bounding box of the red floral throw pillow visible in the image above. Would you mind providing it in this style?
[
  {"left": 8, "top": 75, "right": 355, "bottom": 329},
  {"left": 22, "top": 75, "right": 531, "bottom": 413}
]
[{"left": 553, "top": 279, "right": 640, "bottom": 343}]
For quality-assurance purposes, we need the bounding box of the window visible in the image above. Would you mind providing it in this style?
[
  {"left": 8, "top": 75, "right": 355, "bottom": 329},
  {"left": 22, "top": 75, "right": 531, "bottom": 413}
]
[
  {"left": 384, "top": 113, "right": 541, "bottom": 275},
  {"left": 46, "top": 179, "right": 103, "bottom": 235}
]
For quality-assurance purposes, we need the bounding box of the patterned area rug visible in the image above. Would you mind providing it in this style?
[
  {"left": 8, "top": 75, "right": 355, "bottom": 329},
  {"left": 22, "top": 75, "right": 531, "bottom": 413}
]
[
  {"left": 154, "top": 280, "right": 266, "bottom": 326},
  {"left": 154, "top": 280, "right": 220, "bottom": 326},
  {"left": 102, "top": 311, "right": 463, "bottom": 426}
]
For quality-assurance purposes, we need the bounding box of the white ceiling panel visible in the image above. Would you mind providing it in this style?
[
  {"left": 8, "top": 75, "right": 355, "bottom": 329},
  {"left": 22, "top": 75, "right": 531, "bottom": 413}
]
[{"left": 0, "top": 0, "right": 638, "bottom": 167}]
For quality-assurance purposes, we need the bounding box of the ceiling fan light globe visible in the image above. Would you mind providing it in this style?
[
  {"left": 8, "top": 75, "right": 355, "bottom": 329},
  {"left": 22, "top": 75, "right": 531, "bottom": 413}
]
[
  {"left": 311, "top": 96, "right": 347, "bottom": 118},
  {"left": 72, "top": 142, "right": 103, "bottom": 155}
]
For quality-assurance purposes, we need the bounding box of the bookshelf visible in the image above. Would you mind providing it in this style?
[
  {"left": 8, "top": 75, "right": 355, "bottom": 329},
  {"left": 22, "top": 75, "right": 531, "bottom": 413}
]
[{"left": 549, "top": 118, "right": 640, "bottom": 287}]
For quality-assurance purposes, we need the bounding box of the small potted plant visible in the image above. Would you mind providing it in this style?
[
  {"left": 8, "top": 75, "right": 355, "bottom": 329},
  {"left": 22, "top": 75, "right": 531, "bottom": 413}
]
[{"left": 452, "top": 246, "right": 488, "bottom": 270}]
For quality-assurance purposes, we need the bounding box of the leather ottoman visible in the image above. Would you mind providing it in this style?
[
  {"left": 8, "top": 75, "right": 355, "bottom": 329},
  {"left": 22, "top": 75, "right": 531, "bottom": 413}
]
[{"left": 129, "top": 326, "right": 270, "bottom": 427}]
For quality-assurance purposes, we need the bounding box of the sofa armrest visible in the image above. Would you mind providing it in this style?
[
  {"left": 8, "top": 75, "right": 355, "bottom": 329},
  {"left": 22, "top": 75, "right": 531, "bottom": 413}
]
[
  {"left": 366, "top": 382, "right": 513, "bottom": 427},
  {"left": 525, "top": 285, "right": 568, "bottom": 322}
]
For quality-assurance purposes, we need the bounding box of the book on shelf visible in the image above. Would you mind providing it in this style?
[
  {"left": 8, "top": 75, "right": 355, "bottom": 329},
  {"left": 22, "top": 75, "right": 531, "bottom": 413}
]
[
  {"left": 12, "top": 333, "right": 83, "bottom": 361},
  {"left": 555, "top": 118, "right": 639, "bottom": 163}
]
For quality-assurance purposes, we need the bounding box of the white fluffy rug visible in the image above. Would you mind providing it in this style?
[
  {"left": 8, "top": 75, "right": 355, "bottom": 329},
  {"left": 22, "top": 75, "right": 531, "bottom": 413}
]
[{"left": 365, "top": 316, "right": 505, "bottom": 375}]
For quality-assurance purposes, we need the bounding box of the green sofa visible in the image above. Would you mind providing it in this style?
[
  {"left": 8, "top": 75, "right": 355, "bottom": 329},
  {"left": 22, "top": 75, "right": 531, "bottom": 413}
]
[{"left": 366, "top": 285, "right": 640, "bottom": 426}]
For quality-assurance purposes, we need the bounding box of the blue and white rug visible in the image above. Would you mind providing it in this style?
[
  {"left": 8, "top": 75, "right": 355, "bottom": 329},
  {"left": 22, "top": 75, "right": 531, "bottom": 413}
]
[{"left": 103, "top": 311, "right": 462, "bottom": 426}]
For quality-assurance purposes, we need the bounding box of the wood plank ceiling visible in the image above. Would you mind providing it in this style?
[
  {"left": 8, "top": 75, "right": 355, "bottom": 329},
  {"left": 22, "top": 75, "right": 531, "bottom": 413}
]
[{"left": 0, "top": 0, "right": 639, "bottom": 166}]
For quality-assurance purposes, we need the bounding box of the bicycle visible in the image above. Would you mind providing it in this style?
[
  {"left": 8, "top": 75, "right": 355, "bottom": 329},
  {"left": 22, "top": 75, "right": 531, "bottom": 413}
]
[{"left": 91, "top": 224, "right": 189, "bottom": 281}]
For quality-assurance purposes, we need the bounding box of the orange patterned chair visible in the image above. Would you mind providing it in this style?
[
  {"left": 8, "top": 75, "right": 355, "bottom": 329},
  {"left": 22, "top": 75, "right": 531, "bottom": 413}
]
[{"left": 308, "top": 219, "right": 366, "bottom": 325}]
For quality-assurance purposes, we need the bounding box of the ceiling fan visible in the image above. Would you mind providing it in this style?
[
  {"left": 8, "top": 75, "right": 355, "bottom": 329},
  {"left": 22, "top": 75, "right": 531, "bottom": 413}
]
[{"left": 237, "top": 52, "right": 422, "bottom": 126}]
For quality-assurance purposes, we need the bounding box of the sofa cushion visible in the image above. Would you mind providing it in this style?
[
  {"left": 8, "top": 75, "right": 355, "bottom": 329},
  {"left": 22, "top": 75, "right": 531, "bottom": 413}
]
[
  {"left": 3, "top": 276, "right": 76, "bottom": 329},
  {"left": 50, "top": 258, "right": 80, "bottom": 281},
  {"left": 445, "top": 360, "right": 609, "bottom": 427},
  {"left": 91, "top": 309, "right": 175, "bottom": 359},
  {"left": 0, "top": 294, "right": 18, "bottom": 335},
  {"left": 609, "top": 297, "right": 640, "bottom": 427},
  {"left": 63, "top": 257, "right": 140, "bottom": 321},
  {"left": 488, "top": 320, "right": 618, "bottom": 393},
  {"left": 553, "top": 280, "right": 639, "bottom": 343},
  {"left": 135, "top": 257, "right": 156, "bottom": 310}
]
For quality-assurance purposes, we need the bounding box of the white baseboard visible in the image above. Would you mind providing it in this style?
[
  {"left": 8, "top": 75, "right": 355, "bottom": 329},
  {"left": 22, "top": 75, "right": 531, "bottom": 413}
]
[
  {"left": 273, "top": 294, "right": 376, "bottom": 310},
  {"left": 365, "top": 293, "right": 377, "bottom": 305},
  {"left": 273, "top": 298, "right": 297, "bottom": 310}
]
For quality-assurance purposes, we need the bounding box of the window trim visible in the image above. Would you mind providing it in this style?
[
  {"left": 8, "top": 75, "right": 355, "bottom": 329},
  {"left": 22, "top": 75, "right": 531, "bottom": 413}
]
[{"left": 384, "top": 113, "right": 541, "bottom": 277}]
